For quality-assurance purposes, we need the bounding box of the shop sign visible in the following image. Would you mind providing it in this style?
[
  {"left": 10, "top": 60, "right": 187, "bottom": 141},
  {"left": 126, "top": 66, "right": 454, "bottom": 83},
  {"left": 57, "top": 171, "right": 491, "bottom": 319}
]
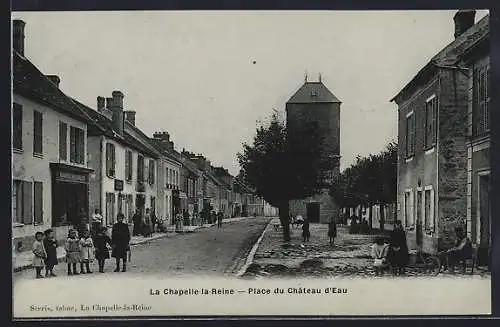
[{"left": 56, "top": 171, "right": 88, "bottom": 183}]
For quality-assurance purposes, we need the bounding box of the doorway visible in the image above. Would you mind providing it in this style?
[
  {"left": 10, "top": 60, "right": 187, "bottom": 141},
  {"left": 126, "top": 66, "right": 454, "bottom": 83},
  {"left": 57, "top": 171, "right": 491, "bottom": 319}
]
[{"left": 306, "top": 202, "right": 320, "bottom": 223}]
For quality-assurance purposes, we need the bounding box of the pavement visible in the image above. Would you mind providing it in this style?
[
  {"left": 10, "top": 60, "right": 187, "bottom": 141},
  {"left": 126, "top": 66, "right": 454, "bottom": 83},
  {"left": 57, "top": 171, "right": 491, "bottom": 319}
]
[
  {"left": 13, "top": 216, "right": 272, "bottom": 280},
  {"left": 12, "top": 216, "right": 252, "bottom": 273},
  {"left": 240, "top": 218, "right": 492, "bottom": 279}
]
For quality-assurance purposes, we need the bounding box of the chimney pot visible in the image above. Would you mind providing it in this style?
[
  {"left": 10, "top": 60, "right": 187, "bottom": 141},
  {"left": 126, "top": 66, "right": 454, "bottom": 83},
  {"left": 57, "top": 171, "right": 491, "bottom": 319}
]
[
  {"left": 97, "top": 96, "right": 105, "bottom": 112},
  {"left": 46, "top": 75, "right": 60, "bottom": 88},
  {"left": 13, "top": 19, "right": 26, "bottom": 56},
  {"left": 453, "top": 10, "right": 476, "bottom": 38},
  {"left": 105, "top": 97, "right": 113, "bottom": 110}
]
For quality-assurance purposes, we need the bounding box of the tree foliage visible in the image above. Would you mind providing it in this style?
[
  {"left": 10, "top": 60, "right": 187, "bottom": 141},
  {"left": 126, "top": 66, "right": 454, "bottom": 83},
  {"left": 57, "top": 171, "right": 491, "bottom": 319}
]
[{"left": 237, "top": 110, "right": 324, "bottom": 241}]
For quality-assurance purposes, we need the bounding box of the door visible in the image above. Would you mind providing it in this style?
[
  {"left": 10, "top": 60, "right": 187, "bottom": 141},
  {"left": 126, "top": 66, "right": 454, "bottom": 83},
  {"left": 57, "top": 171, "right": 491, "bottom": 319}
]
[
  {"left": 478, "top": 173, "right": 491, "bottom": 266},
  {"left": 416, "top": 190, "right": 423, "bottom": 248},
  {"left": 307, "top": 202, "right": 320, "bottom": 223}
]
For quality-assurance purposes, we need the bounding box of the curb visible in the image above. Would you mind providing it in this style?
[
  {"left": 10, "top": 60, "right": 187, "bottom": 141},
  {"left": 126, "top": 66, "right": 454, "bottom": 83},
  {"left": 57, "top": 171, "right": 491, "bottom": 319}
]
[{"left": 235, "top": 219, "right": 273, "bottom": 277}]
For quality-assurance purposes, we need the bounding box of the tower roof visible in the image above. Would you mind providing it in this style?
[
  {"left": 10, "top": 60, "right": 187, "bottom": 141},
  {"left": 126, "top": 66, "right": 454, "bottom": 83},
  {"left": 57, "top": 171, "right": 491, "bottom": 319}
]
[{"left": 287, "top": 81, "right": 341, "bottom": 104}]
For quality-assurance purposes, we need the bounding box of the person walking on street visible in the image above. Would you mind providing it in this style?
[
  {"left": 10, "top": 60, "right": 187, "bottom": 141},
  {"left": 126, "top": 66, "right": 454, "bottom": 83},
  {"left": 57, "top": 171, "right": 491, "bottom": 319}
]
[
  {"left": 132, "top": 209, "right": 142, "bottom": 236},
  {"left": 217, "top": 211, "right": 223, "bottom": 228},
  {"left": 43, "top": 229, "right": 58, "bottom": 277},
  {"left": 111, "top": 213, "right": 131, "bottom": 272},
  {"left": 143, "top": 208, "right": 152, "bottom": 237},
  {"left": 328, "top": 218, "right": 337, "bottom": 245},
  {"left": 388, "top": 220, "right": 409, "bottom": 275},
  {"left": 302, "top": 218, "right": 311, "bottom": 242}
]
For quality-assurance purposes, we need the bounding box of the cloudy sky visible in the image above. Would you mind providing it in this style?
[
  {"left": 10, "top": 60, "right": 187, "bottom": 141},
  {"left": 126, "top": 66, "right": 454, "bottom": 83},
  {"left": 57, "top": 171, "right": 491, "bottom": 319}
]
[{"left": 12, "top": 10, "right": 489, "bottom": 175}]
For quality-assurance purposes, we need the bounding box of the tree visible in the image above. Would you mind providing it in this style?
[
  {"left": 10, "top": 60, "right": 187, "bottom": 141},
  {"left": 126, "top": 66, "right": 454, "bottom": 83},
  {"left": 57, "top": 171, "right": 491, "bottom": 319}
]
[{"left": 237, "top": 110, "right": 324, "bottom": 242}]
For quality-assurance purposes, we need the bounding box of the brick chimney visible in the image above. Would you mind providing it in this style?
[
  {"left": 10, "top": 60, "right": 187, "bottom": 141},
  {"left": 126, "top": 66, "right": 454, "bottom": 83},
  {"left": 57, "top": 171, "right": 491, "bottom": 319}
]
[
  {"left": 13, "top": 19, "right": 25, "bottom": 56},
  {"left": 124, "top": 111, "right": 136, "bottom": 126},
  {"left": 454, "top": 10, "right": 476, "bottom": 39},
  {"left": 97, "top": 96, "right": 105, "bottom": 112},
  {"left": 153, "top": 131, "right": 174, "bottom": 151},
  {"left": 111, "top": 91, "right": 124, "bottom": 136},
  {"left": 46, "top": 75, "right": 60, "bottom": 88},
  {"left": 100, "top": 97, "right": 114, "bottom": 120}
]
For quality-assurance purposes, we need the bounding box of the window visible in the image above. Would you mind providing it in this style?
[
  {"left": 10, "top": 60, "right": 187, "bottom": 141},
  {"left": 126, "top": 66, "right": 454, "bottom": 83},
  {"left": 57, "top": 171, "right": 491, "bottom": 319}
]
[
  {"left": 424, "top": 187, "right": 434, "bottom": 231},
  {"left": 105, "top": 192, "right": 116, "bottom": 226},
  {"left": 137, "top": 155, "right": 145, "bottom": 183},
  {"left": 33, "top": 111, "right": 43, "bottom": 155},
  {"left": 125, "top": 150, "right": 133, "bottom": 181},
  {"left": 148, "top": 160, "right": 155, "bottom": 185},
  {"left": 70, "top": 126, "right": 85, "bottom": 164},
  {"left": 59, "top": 122, "right": 67, "bottom": 160},
  {"left": 106, "top": 143, "right": 116, "bottom": 177},
  {"left": 424, "top": 96, "right": 437, "bottom": 149},
  {"left": 474, "top": 65, "right": 490, "bottom": 135},
  {"left": 405, "top": 112, "right": 415, "bottom": 158},
  {"left": 404, "top": 190, "right": 414, "bottom": 228},
  {"left": 13, "top": 103, "right": 22, "bottom": 150},
  {"left": 34, "top": 181, "right": 43, "bottom": 225},
  {"left": 12, "top": 180, "right": 32, "bottom": 225}
]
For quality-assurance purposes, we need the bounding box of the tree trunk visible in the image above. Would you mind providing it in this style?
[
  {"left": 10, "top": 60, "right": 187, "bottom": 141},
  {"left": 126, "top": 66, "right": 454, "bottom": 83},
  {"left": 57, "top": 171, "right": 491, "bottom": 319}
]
[
  {"left": 278, "top": 201, "right": 291, "bottom": 242},
  {"left": 379, "top": 203, "right": 385, "bottom": 232},
  {"left": 368, "top": 204, "right": 373, "bottom": 230}
]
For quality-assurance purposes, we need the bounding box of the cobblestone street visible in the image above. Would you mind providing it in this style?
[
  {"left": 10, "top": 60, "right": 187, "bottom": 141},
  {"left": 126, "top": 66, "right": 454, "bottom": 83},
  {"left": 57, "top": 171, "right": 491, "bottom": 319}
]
[
  {"left": 241, "top": 218, "right": 491, "bottom": 279},
  {"left": 13, "top": 217, "right": 271, "bottom": 282}
]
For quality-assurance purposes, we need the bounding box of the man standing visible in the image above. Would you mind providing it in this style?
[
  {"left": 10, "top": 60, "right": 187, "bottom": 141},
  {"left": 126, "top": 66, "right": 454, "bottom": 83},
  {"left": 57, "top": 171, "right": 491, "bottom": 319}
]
[
  {"left": 112, "top": 213, "right": 131, "bottom": 272},
  {"left": 132, "top": 209, "right": 142, "bottom": 236},
  {"left": 217, "top": 211, "right": 223, "bottom": 229},
  {"left": 91, "top": 208, "right": 103, "bottom": 237}
]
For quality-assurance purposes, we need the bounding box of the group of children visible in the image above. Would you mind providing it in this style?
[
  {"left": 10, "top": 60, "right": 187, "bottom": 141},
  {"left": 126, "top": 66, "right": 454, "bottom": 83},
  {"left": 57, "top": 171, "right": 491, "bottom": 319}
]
[{"left": 32, "top": 226, "right": 114, "bottom": 278}]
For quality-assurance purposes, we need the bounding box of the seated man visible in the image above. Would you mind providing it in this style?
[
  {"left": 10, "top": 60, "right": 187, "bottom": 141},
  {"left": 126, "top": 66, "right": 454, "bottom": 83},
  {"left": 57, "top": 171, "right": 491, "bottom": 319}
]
[
  {"left": 371, "top": 236, "right": 389, "bottom": 276},
  {"left": 442, "top": 226, "right": 472, "bottom": 273}
]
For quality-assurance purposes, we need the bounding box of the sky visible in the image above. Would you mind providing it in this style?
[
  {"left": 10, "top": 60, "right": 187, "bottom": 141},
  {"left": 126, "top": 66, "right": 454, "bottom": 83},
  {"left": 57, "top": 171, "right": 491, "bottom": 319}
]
[{"left": 12, "top": 10, "right": 489, "bottom": 176}]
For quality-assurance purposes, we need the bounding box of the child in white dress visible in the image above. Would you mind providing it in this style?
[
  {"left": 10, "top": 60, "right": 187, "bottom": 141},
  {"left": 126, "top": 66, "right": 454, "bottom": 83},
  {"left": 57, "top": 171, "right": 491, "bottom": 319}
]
[{"left": 79, "top": 229, "right": 95, "bottom": 274}]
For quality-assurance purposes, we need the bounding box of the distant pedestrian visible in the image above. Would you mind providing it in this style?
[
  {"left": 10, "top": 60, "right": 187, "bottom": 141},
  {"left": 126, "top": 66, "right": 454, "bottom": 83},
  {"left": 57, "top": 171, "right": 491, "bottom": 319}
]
[
  {"left": 43, "top": 229, "right": 58, "bottom": 277},
  {"left": 328, "top": 219, "right": 337, "bottom": 245},
  {"left": 217, "top": 211, "right": 223, "bottom": 228},
  {"left": 112, "top": 213, "right": 131, "bottom": 272},
  {"left": 302, "top": 218, "right": 310, "bottom": 242},
  {"left": 32, "top": 232, "right": 46, "bottom": 279},
  {"left": 94, "top": 227, "right": 112, "bottom": 273},
  {"left": 143, "top": 208, "right": 152, "bottom": 237},
  {"left": 132, "top": 209, "right": 142, "bottom": 236},
  {"left": 79, "top": 229, "right": 94, "bottom": 274},
  {"left": 65, "top": 229, "right": 81, "bottom": 275}
]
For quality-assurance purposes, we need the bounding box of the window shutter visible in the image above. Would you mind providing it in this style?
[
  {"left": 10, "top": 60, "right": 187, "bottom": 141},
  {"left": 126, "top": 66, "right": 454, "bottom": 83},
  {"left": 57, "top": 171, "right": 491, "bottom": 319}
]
[
  {"left": 467, "top": 68, "right": 474, "bottom": 137},
  {"left": 430, "top": 188, "right": 435, "bottom": 230},
  {"left": 125, "top": 151, "right": 130, "bottom": 180},
  {"left": 106, "top": 144, "right": 111, "bottom": 174},
  {"left": 432, "top": 98, "right": 437, "bottom": 145},
  {"left": 13, "top": 104, "right": 23, "bottom": 150},
  {"left": 111, "top": 145, "right": 116, "bottom": 174},
  {"left": 78, "top": 129, "right": 85, "bottom": 164},
  {"left": 410, "top": 189, "right": 415, "bottom": 227},
  {"left": 34, "top": 181, "right": 43, "bottom": 224},
  {"left": 22, "top": 181, "right": 33, "bottom": 224},
  {"left": 59, "top": 123, "right": 67, "bottom": 160},
  {"left": 485, "top": 66, "right": 490, "bottom": 130}
]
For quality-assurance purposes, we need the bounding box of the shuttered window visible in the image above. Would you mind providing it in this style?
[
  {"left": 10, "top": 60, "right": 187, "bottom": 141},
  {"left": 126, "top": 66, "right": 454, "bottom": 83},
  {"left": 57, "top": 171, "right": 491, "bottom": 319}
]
[
  {"left": 59, "top": 122, "right": 67, "bottom": 161},
  {"left": 424, "top": 188, "right": 435, "bottom": 230},
  {"left": 424, "top": 96, "right": 437, "bottom": 149},
  {"left": 13, "top": 103, "right": 23, "bottom": 150},
  {"left": 149, "top": 160, "right": 155, "bottom": 185},
  {"left": 69, "top": 126, "right": 85, "bottom": 164},
  {"left": 137, "top": 155, "right": 145, "bottom": 182},
  {"left": 33, "top": 111, "right": 43, "bottom": 155},
  {"left": 105, "top": 192, "right": 116, "bottom": 226},
  {"left": 106, "top": 143, "right": 116, "bottom": 177},
  {"left": 14, "top": 180, "right": 34, "bottom": 225},
  {"left": 34, "top": 181, "right": 43, "bottom": 225},
  {"left": 125, "top": 150, "right": 133, "bottom": 181},
  {"left": 475, "top": 65, "right": 490, "bottom": 135},
  {"left": 405, "top": 113, "right": 415, "bottom": 158}
]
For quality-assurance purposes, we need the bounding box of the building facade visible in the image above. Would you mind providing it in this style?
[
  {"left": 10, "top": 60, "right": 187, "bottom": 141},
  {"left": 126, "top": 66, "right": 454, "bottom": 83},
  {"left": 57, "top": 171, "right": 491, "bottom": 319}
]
[
  {"left": 286, "top": 77, "right": 341, "bottom": 223},
  {"left": 12, "top": 19, "right": 94, "bottom": 250},
  {"left": 392, "top": 11, "right": 488, "bottom": 254}
]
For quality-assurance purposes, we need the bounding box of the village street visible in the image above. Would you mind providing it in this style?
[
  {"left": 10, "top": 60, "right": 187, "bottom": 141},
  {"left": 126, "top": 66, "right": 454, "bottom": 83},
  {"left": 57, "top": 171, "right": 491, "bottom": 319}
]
[{"left": 13, "top": 217, "right": 271, "bottom": 283}]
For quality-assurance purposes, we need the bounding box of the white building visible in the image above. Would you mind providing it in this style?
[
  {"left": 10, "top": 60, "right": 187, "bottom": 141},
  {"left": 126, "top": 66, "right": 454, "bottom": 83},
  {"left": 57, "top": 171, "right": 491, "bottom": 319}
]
[
  {"left": 12, "top": 19, "right": 94, "bottom": 249},
  {"left": 80, "top": 92, "right": 160, "bottom": 230}
]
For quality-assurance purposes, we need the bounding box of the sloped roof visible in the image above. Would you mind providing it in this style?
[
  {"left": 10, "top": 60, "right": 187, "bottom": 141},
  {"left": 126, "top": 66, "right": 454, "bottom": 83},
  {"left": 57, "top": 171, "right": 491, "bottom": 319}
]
[
  {"left": 287, "top": 81, "right": 341, "bottom": 104},
  {"left": 391, "top": 14, "right": 489, "bottom": 103},
  {"left": 12, "top": 50, "right": 91, "bottom": 123}
]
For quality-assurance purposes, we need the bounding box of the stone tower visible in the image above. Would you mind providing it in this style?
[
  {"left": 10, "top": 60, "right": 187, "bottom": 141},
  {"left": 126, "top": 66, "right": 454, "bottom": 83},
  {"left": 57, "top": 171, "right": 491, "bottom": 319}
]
[{"left": 286, "top": 76, "right": 341, "bottom": 224}]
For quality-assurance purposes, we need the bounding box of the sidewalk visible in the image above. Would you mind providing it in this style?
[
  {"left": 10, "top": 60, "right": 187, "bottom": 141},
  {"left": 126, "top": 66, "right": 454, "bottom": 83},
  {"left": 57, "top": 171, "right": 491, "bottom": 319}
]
[{"left": 13, "top": 216, "right": 252, "bottom": 273}]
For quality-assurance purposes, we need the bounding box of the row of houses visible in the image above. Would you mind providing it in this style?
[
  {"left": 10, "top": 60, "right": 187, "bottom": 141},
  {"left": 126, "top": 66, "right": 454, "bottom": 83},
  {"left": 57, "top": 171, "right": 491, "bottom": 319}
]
[
  {"left": 391, "top": 10, "right": 491, "bottom": 259},
  {"left": 12, "top": 19, "right": 277, "bottom": 252}
]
